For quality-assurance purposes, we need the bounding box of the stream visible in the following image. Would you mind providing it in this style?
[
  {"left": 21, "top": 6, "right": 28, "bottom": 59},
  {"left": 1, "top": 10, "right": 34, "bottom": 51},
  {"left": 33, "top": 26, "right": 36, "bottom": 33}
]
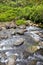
[{"left": 0, "top": 25, "right": 43, "bottom": 65}]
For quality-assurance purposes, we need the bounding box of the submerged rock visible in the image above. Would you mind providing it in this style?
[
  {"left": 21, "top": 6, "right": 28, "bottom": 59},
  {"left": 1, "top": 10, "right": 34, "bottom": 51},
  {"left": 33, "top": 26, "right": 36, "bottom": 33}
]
[
  {"left": 27, "top": 60, "right": 37, "bottom": 65},
  {"left": 23, "top": 50, "right": 32, "bottom": 59},
  {"left": 25, "top": 46, "right": 40, "bottom": 53}
]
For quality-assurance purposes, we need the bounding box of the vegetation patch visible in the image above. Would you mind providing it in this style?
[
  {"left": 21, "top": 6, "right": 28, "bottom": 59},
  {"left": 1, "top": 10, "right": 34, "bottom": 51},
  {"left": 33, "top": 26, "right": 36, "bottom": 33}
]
[{"left": 16, "top": 19, "right": 26, "bottom": 25}]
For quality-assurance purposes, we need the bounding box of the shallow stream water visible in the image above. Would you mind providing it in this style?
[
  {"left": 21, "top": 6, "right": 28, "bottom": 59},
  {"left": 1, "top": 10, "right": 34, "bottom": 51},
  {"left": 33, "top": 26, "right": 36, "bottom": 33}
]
[{"left": 0, "top": 26, "right": 43, "bottom": 65}]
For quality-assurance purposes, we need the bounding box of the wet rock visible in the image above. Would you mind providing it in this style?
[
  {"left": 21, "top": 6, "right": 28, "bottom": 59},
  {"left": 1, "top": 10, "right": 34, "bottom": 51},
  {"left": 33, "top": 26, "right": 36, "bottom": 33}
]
[
  {"left": 27, "top": 60, "right": 37, "bottom": 65},
  {"left": 35, "top": 48, "right": 43, "bottom": 56},
  {"left": 7, "top": 55, "right": 16, "bottom": 65},
  {"left": 11, "top": 31, "right": 16, "bottom": 35},
  {"left": 5, "top": 23, "right": 17, "bottom": 29},
  {"left": 18, "top": 25, "right": 26, "bottom": 29},
  {"left": 0, "top": 35, "right": 8, "bottom": 40},
  {"left": 23, "top": 50, "right": 32, "bottom": 59},
  {"left": 25, "top": 46, "right": 40, "bottom": 53},
  {"left": 13, "top": 38, "right": 24, "bottom": 46},
  {"left": 39, "top": 33, "right": 43, "bottom": 38},
  {"left": 37, "top": 61, "right": 43, "bottom": 65},
  {"left": 10, "top": 24, "right": 17, "bottom": 29},
  {"left": 0, "top": 27, "right": 2, "bottom": 31},
  {"left": 39, "top": 42, "right": 43, "bottom": 46},
  {"left": 5, "top": 24, "right": 11, "bottom": 29},
  {"left": 0, "top": 62, "right": 6, "bottom": 65},
  {"left": 17, "top": 29, "right": 27, "bottom": 35}
]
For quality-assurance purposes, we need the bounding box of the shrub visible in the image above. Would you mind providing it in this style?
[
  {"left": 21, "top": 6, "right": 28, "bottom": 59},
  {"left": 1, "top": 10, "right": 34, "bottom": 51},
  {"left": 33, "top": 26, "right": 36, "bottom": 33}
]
[{"left": 16, "top": 19, "right": 26, "bottom": 25}]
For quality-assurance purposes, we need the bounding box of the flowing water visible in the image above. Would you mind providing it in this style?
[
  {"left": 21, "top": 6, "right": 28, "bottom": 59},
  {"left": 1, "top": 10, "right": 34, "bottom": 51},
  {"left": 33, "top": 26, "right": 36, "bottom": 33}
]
[{"left": 0, "top": 26, "right": 43, "bottom": 65}]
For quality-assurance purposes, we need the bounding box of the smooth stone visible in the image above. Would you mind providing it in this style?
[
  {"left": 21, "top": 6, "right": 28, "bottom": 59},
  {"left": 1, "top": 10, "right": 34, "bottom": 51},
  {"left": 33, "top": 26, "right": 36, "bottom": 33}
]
[
  {"left": 39, "top": 42, "right": 43, "bottom": 46},
  {"left": 18, "top": 25, "right": 26, "bottom": 29},
  {"left": 0, "top": 35, "right": 8, "bottom": 40},
  {"left": 13, "top": 38, "right": 24, "bottom": 46},
  {"left": 17, "top": 29, "right": 27, "bottom": 35},
  {"left": 11, "top": 31, "right": 16, "bottom": 35},
  {"left": 7, "top": 55, "right": 16, "bottom": 65}
]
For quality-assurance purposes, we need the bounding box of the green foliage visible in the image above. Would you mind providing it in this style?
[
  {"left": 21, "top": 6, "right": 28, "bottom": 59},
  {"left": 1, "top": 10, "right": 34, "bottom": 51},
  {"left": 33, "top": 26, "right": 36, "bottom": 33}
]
[
  {"left": 16, "top": 19, "right": 26, "bottom": 25},
  {"left": 0, "top": 0, "right": 43, "bottom": 24}
]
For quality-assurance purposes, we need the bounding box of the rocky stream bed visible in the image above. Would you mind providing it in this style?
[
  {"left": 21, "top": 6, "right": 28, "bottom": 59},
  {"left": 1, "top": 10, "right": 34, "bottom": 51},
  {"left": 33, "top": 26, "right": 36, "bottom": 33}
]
[{"left": 0, "top": 23, "right": 43, "bottom": 65}]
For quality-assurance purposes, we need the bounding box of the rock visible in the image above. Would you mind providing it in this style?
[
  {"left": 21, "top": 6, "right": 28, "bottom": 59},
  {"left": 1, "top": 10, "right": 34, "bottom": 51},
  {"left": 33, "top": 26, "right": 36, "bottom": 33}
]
[
  {"left": 39, "top": 42, "right": 43, "bottom": 46},
  {"left": 0, "top": 27, "right": 2, "bottom": 31},
  {"left": 27, "top": 60, "right": 37, "bottom": 65},
  {"left": 37, "top": 61, "right": 43, "bottom": 65},
  {"left": 11, "top": 31, "right": 16, "bottom": 35},
  {"left": 25, "top": 46, "right": 40, "bottom": 53},
  {"left": 13, "top": 38, "right": 24, "bottom": 46},
  {"left": 7, "top": 55, "right": 16, "bottom": 65},
  {"left": 0, "top": 62, "right": 6, "bottom": 65},
  {"left": 0, "top": 35, "right": 8, "bottom": 40},
  {"left": 17, "top": 29, "right": 27, "bottom": 35},
  {"left": 5, "top": 24, "right": 11, "bottom": 29},
  {"left": 39, "top": 33, "right": 43, "bottom": 38},
  {"left": 10, "top": 24, "right": 17, "bottom": 29},
  {"left": 17, "top": 30, "right": 24, "bottom": 35},
  {"left": 5, "top": 23, "right": 17, "bottom": 29},
  {"left": 23, "top": 50, "right": 32, "bottom": 59},
  {"left": 18, "top": 25, "right": 26, "bottom": 29},
  {"left": 35, "top": 48, "right": 43, "bottom": 56}
]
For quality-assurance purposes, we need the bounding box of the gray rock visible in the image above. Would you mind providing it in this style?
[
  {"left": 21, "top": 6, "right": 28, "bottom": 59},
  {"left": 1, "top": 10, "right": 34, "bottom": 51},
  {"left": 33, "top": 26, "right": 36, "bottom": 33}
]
[
  {"left": 0, "top": 35, "right": 8, "bottom": 40},
  {"left": 11, "top": 31, "right": 16, "bottom": 35},
  {"left": 18, "top": 25, "right": 26, "bottom": 29},
  {"left": 7, "top": 55, "right": 16, "bottom": 65},
  {"left": 13, "top": 38, "right": 24, "bottom": 46},
  {"left": 17, "top": 29, "right": 27, "bottom": 35}
]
